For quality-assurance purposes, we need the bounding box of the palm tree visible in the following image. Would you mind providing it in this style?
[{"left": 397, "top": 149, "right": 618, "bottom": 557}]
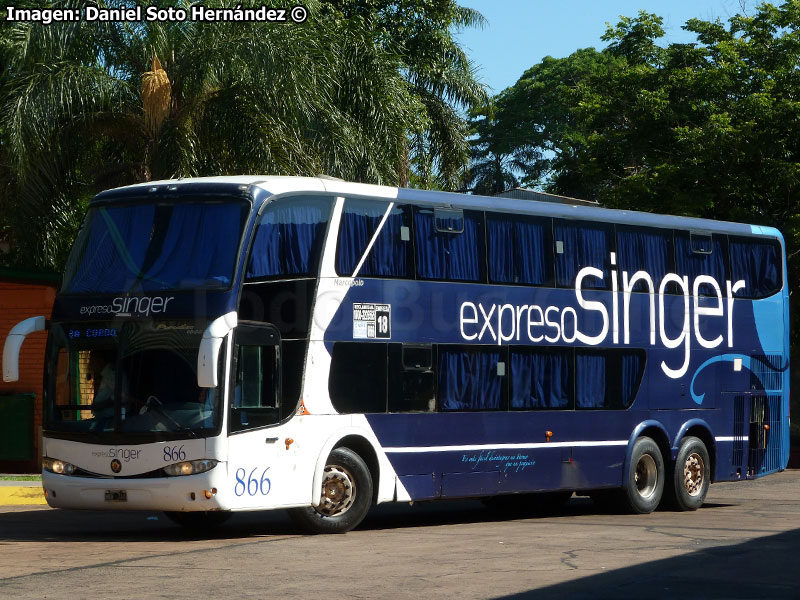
[
  {"left": 322, "top": 1, "right": 488, "bottom": 190},
  {"left": 465, "top": 101, "right": 542, "bottom": 196},
  {"left": 3, "top": 0, "right": 483, "bottom": 268}
]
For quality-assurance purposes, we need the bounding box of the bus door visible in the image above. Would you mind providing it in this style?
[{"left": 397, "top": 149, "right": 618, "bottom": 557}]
[
  {"left": 726, "top": 391, "right": 782, "bottom": 479},
  {"left": 226, "top": 322, "right": 298, "bottom": 507}
]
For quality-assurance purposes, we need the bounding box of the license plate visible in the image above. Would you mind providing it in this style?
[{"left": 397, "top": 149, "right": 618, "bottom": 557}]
[{"left": 104, "top": 490, "right": 127, "bottom": 502}]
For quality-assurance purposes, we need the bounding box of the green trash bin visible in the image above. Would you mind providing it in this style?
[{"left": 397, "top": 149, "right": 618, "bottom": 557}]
[{"left": 0, "top": 394, "right": 35, "bottom": 461}]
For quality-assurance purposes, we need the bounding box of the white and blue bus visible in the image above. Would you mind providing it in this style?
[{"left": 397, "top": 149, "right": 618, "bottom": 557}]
[{"left": 3, "top": 176, "right": 790, "bottom": 532}]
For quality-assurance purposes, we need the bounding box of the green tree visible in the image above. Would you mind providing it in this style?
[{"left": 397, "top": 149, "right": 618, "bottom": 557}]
[
  {"left": 493, "top": 3, "right": 800, "bottom": 339},
  {"left": 0, "top": 0, "right": 485, "bottom": 268},
  {"left": 464, "top": 100, "right": 542, "bottom": 195},
  {"left": 322, "top": 0, "right": 487, "bottom": 189},
  {"left": 494, "top": 47, "right": 618, "bottom": 199}
]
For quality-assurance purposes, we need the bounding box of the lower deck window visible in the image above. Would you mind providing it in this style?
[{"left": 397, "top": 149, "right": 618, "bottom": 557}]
[
  {"left": 329, "top": 343, "right": 388, "bottom": 414},
  {"left": 388, "top": 344, "right": 434, "bottom": 412},
  {"left": 575, "top": 349, "right": 645, "bottom": 409},
  {"left": 328, "top": 342, "right": 646, "bottom": 414},
  {"left": 510, "top": 349, "right": 572, "bottom": 409},
  {"left": 438, "top": 347, "right": 503, "bottom": 411}
]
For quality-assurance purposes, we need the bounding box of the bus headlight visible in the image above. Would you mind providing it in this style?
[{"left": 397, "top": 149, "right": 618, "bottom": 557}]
[
  {"left": 42, "top": 457, "right": 76, "bottom": 476},
  {"left": 163, "top": 459, "right": 218, "bottom": 477}
]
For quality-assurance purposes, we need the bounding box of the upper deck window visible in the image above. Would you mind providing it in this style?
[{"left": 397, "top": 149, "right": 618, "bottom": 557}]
[
  {"left": 729, "top": 237, "right": 782, "bottom": 298},
  {"left": 246, "top": 196, "right": 332, "bottom": 281},
  {"left": 554, "top": 220, "right": 613, "bottom": 289},
  {"left": 414, "top": 208, "right": 484, "bottom": 282},
  {"left": 616, "top": 226, "right": 673, "bottom": 292},
  {"left": 63, "top": 201, "right": 248, "bottom": 294},
  {"left": 674, "top": 232, "right": 727, "bottom": 295},
  {"left": 487, "top": 213, "right": 553, "bottom": 286},
  {"left": 336, "top": 199, "right": 410, "bottom": 278}
]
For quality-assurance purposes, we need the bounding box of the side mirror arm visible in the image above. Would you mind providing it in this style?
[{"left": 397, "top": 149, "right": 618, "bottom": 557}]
[
  {"left": 197, "top": 312, "right": 237, "bottom": 388},
  {"left": 3, "top": 316, "right": 47, "bottom": 382}
]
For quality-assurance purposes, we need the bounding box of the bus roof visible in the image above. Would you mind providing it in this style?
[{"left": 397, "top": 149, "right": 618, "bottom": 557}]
[{"left": 94, "top": 176, "right": 781, "bottom": 241}]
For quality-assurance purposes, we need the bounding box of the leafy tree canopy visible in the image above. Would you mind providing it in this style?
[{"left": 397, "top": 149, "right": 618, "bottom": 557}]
[
  {"left": 497, "top": 3, "right": 800, "bottom": 225},
  {"left": 0, "top": 0, "right": 485, "bottom": 268},
  {"left": 492, "top": 1, "right": 800, "bottom": 338}
]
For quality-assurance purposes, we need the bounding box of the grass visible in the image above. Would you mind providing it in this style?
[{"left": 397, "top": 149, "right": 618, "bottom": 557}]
[{"left": 0, "top": 475, "right": 41, "bottom": 481}]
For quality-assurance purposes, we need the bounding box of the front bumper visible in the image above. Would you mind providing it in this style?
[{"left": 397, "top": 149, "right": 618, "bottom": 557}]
[{"left": 42, "top": 467, "right": 228, "bottom": 512}]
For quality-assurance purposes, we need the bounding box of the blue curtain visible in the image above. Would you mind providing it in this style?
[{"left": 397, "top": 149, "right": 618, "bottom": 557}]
[
  {"left": 576, "top": 353, "right": 606, "bottom": 408},
  {"left": 247, "top": 199, "right": 329, "bottom": 279},
  {"left": 67, "top": 203, "right": 245, "bottom": 292},
  {"left": 730, "top": 239, "right": 780, "bottom": 298},
  {"left": 616, "top": 228, "right": 671, "bottom": 292},
  {"left": 510, "top": 350, "right": 571, "bottom": 409},
  {"left": 439, "top": 348, "right": 502, "bottom": 410},
  {"left": 65, "top": 206, "right": 155, "bottom": 293},
  {"left": 675, "top": 233, "right": 725, "bottom": 291},
  {"left": 141, "top": 204, "right": 242, "bottom": 290},
  {"left": 554, "top": 221, "right": 609, "bottom": 288},
  {"left": 487, "top": 214, "right": 548, "bottom": 284},
  {"left": 336, "top": 203, "right": 374, "bottom": 275},
  {"left": 415, "top": 210, "right": 481, "bottom": 281},
  {"left": 336, "top": 201, "right": 408, "bottom": 277},
  {"left": 620, "top": 352, "right": 642, "bottom": 408}
]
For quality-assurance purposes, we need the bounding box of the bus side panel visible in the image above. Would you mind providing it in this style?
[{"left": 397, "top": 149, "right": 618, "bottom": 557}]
[{"left": 367, "top": 412, "right": 641, "bottom": 500}]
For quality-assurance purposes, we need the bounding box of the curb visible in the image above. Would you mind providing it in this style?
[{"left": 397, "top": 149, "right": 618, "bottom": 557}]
[{"left": 0, "top": 486, "right": 47, "bottom": 506}]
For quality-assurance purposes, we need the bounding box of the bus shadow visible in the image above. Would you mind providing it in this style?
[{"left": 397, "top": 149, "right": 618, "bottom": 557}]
[
  {"left": 0, "top": 507, "right": 299, "bottom": 542},
  {"left": 359, "top": 495, "right": 737, "bottom": 531},
  {"left": 0, "top": 495, "right": 738, "bottom": 541},
  {"left": 493, "top": 527, "right": 800, "bottom": 600}
]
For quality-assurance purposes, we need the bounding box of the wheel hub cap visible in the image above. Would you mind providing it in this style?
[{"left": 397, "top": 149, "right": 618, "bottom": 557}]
[
  {"left": 316, "top": 465, "right": 356, "bottom": 517},
  {"left": 634, "top": 454, "right": 658, "bottom": 499},
  {"left": 684, "top": 452, "right": 705, "bottom": 496}
]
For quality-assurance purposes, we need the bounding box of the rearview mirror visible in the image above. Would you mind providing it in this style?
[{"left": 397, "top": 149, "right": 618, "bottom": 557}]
[
  {"left": 197, "top": 312, "right": 237, "bottom": 388},
  {"left": 3, "top": 316, "right": 47, "bottom": 382}
]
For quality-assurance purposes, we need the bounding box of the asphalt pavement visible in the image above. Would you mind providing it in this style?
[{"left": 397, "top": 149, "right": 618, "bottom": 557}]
[{"left": 1, "top": 470, "right": 799, "bottom": 598}]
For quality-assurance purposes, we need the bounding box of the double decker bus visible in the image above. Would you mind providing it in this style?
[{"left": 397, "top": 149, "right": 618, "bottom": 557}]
[{"left": 3, "top": 176, "right": 789, "bottom": 533}]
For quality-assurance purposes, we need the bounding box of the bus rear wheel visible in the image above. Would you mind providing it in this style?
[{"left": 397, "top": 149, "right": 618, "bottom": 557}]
[
  {"left": 289, "top": 447, "right": 373, "bottom": 534},
  {"left": 670, "top": 436, "right": 710, "bottom": 511},
  {"left": 623, "top": 436, "right": 664, "bottom": 514}
]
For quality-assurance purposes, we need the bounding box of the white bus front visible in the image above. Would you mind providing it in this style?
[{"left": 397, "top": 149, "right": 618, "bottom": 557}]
[{"left": 40, "top": 319, "right": 232, "bottom": 513}]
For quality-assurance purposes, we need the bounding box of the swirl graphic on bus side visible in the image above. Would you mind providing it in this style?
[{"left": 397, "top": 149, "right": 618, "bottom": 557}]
[{"left": 690, "top": 353, "right": 788, "bottom": 405}]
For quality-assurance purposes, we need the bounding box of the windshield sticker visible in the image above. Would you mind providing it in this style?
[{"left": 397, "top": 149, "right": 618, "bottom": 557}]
[
  {"left": 79, "top": 295, "right": 174, "bottom": 317},
  {"left": 353, "top": 303, "right": 391, "bottom": 339}
]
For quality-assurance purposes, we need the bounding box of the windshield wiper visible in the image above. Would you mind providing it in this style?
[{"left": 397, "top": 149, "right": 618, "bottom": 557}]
[{"left": 141, "top": 396, "right": 198, "bottom": 439}]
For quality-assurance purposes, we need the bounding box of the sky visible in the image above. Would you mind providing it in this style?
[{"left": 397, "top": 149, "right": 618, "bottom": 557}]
[{"left": 455, "top": 0, "right": 750, "bottom": 93}]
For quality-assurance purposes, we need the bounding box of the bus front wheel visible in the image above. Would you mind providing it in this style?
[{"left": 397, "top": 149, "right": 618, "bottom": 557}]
[
  {"left": 289, "top": 447, "right": 373, "bottom": 534},
  {"left": 623, "top": 436, "right": 664, "bottom": 514},
  {"left": 670, "top": 436, "right": 710, "bottom": 511}
]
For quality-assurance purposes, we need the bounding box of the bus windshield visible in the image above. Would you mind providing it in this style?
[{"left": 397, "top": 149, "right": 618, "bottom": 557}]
[
  {"left": 44, "top": 322, "right": 224, "bottom": 439},
  {"left": 62, "top": 200, "right": 249, "bottom": 293}
]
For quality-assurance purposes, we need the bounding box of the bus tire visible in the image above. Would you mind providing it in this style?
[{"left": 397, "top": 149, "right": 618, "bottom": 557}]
[
  {"left": 164, "top": 510, "right": 231, "bottom": 529},
  {"left": 671, "top": 436, "right": 710, "bottom": 511},
  {"left": 288, "top": 447, "right": 373, "bottom": 534},
  {"left": 623, "top": 436, "right": 664, "bottom": 514}
]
